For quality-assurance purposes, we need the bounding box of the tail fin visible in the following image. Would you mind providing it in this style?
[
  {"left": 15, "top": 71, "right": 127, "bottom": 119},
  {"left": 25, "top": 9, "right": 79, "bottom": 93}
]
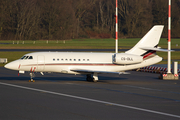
[{"left": 125, "top": 25, "right": 164, "bottom": 56}]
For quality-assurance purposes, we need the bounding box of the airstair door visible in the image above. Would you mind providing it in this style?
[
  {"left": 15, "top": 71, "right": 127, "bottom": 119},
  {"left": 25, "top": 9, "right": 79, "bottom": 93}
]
[{"left": 37, "top": 56, "right": 45, "bottom": 71}]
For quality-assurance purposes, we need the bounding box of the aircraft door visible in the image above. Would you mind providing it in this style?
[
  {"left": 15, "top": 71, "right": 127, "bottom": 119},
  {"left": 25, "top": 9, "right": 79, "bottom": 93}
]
[{"left": 37, "top": 56, "right": 45, "bottom": 71}]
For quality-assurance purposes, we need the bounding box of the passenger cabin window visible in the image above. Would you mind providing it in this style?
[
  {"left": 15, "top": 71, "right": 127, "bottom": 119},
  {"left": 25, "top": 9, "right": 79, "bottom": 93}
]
[{"left": 57, "top": 58, "right": 90, "bottom": 62}]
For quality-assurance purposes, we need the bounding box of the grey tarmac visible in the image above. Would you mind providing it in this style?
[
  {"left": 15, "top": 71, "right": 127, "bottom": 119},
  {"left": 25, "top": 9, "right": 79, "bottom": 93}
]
[{"left": 0, "top": 67, "right": 180, "bottom": 120}]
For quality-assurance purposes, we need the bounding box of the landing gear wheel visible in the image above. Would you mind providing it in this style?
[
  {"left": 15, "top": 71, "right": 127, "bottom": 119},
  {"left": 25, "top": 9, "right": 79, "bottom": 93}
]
[
  {"left": 29, "top": 79, "right": 35, "bottom": 82},
  {"left": 86, "top": 74, "right": 98, "bottom": 82},
  {"left": 86, "top": 74, "right": 92, "bottom": 82}
]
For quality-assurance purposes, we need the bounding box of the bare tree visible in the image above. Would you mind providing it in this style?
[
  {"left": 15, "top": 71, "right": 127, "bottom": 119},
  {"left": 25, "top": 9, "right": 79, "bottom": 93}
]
[
  {"left": 15, "top": 0, "right": 40, "bottom": 40},
  {"left": 71, "top": 0, "right": 96, "bottom": 37},
  {"left": 0, "top": 0, "right": 180, "bottom": 40}
]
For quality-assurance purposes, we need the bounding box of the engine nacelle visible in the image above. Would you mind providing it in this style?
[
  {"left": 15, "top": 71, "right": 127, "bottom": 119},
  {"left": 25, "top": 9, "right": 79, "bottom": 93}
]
[{"left": 113, "top": 53, "right": 143, "bottom": 65}]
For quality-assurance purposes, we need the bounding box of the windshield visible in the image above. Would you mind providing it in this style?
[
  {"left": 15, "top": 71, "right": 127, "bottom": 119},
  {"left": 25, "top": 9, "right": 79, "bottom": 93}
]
[{"left": 20, "top": 56, "right": 33, "bottom": 60}]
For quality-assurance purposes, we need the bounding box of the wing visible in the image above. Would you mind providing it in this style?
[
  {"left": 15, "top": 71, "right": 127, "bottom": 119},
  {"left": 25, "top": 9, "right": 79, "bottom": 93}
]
[{"left": 70, "top": 69, "right": 130, "bottom": 75}]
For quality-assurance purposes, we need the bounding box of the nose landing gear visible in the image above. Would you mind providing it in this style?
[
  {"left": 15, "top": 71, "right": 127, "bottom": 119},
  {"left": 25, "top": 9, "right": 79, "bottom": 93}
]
[
  {"left": 29, "top": 73, "right": 35, "bottom": 82},
  {"left": 29, "top": 67, "right": 36, "bottom": 82}
]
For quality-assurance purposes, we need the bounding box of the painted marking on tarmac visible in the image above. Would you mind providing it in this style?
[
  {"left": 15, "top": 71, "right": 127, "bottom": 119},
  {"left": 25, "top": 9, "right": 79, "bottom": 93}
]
[
  {"left": 1, "top": 82, "right": 180, "bottom": 119},
  {"left": 73, "top": 83, "right": 180, "bottom": 102},
  {"left": 123, "top": 85, "right": 180, "bottom": 95}
]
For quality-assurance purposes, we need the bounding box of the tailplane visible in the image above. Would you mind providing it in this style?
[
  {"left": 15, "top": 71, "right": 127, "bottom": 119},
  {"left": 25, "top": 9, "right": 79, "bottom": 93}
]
[{"left": 125, "top": 25, "right": 164, "bottom": 57}]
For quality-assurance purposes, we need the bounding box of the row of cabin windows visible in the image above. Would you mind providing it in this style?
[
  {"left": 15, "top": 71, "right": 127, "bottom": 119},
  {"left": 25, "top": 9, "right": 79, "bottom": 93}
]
[
  {"left": 53, "top": 58, "right": 89, "bottom": 61},
  {"left": 20, "top": 56, "right": 33, "bottom": 60}
]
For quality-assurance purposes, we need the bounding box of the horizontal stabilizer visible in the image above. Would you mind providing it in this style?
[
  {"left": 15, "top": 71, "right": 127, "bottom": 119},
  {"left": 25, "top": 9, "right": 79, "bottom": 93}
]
[
  {"left": 71, "top": 69, "right": 130, "bottom": 75},
  {"left": 140, "top": 47, "right": 174, "bottom": 52}
]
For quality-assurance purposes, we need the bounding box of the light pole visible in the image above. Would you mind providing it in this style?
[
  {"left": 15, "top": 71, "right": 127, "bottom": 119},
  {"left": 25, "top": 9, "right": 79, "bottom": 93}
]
[
  {"left": 167, "top": 0, "right": 171, "bottom": 74},
  {"left": 115, "top": 0, "right": 118, "bottom": 53}
]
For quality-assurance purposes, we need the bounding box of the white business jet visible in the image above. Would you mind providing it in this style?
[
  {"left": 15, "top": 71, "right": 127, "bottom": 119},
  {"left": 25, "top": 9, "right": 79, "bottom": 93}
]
[{"left": 5, "top": 25, "right": 169, "bottom": 82}]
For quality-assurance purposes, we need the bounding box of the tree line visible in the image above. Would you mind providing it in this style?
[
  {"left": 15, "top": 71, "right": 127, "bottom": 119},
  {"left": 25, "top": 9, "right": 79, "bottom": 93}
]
[{"left": 0, "top": 0, "right": 180, "bottom": 40}]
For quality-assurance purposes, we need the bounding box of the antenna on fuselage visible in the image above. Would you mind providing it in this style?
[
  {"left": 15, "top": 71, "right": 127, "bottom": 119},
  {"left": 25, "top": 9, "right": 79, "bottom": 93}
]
[{"left": 115, "top": 0, "right": 118, "bottom": 53}]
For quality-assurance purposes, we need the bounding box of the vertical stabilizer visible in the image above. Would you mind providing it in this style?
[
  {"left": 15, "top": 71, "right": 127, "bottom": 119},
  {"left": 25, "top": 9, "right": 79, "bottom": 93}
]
[{"left": 125, "top": 25, "right": 164, "bottom": 56}]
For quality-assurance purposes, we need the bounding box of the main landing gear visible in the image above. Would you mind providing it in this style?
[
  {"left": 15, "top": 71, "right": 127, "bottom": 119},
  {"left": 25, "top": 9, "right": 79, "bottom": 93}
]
[
  {"left": 86, "top": 73, "right": 98, "bottom": 82},
  {"left": 29, "top": 73, "right": 35, "bottom": 82}
]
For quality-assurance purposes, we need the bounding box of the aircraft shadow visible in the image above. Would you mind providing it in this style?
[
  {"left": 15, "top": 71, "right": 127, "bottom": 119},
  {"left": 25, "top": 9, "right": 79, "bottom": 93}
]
[{"left": 0, "top": 75, "right": 128, "bottom": 82}]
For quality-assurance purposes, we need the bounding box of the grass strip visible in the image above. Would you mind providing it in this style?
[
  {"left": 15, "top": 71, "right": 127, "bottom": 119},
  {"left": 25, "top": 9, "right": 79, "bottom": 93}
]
[{"left": 0, "top": 38, "right": 180, "bottom": 49}]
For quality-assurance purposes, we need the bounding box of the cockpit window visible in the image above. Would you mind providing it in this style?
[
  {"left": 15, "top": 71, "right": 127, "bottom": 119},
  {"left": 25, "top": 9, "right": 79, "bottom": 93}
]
[
  {"left": 20, "top": 56, "right": 26, "bottom": 59},
  {"left": 25, "top": 56, "right": 29, "bottom": 59},
  {"left": 20, "top": 56, "right": 33, "bottom": 60},
  {"left": 29, "top": 56, "right": 33, "bottom": 59}
]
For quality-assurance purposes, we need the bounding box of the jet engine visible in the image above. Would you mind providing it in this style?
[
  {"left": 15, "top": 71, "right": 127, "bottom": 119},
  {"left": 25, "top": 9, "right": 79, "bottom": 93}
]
[{"left": 113, "top": 53, "right": 143, "bottom": 65}]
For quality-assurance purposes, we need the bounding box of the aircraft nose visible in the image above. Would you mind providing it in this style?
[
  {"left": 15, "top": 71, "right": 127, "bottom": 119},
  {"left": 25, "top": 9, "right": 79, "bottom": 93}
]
[
  {"left": 4, "top": 63, "right": 11, "bottom": 69},
  {"left": 4, "top": 60, "right": 19, "bottom": 70}
]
